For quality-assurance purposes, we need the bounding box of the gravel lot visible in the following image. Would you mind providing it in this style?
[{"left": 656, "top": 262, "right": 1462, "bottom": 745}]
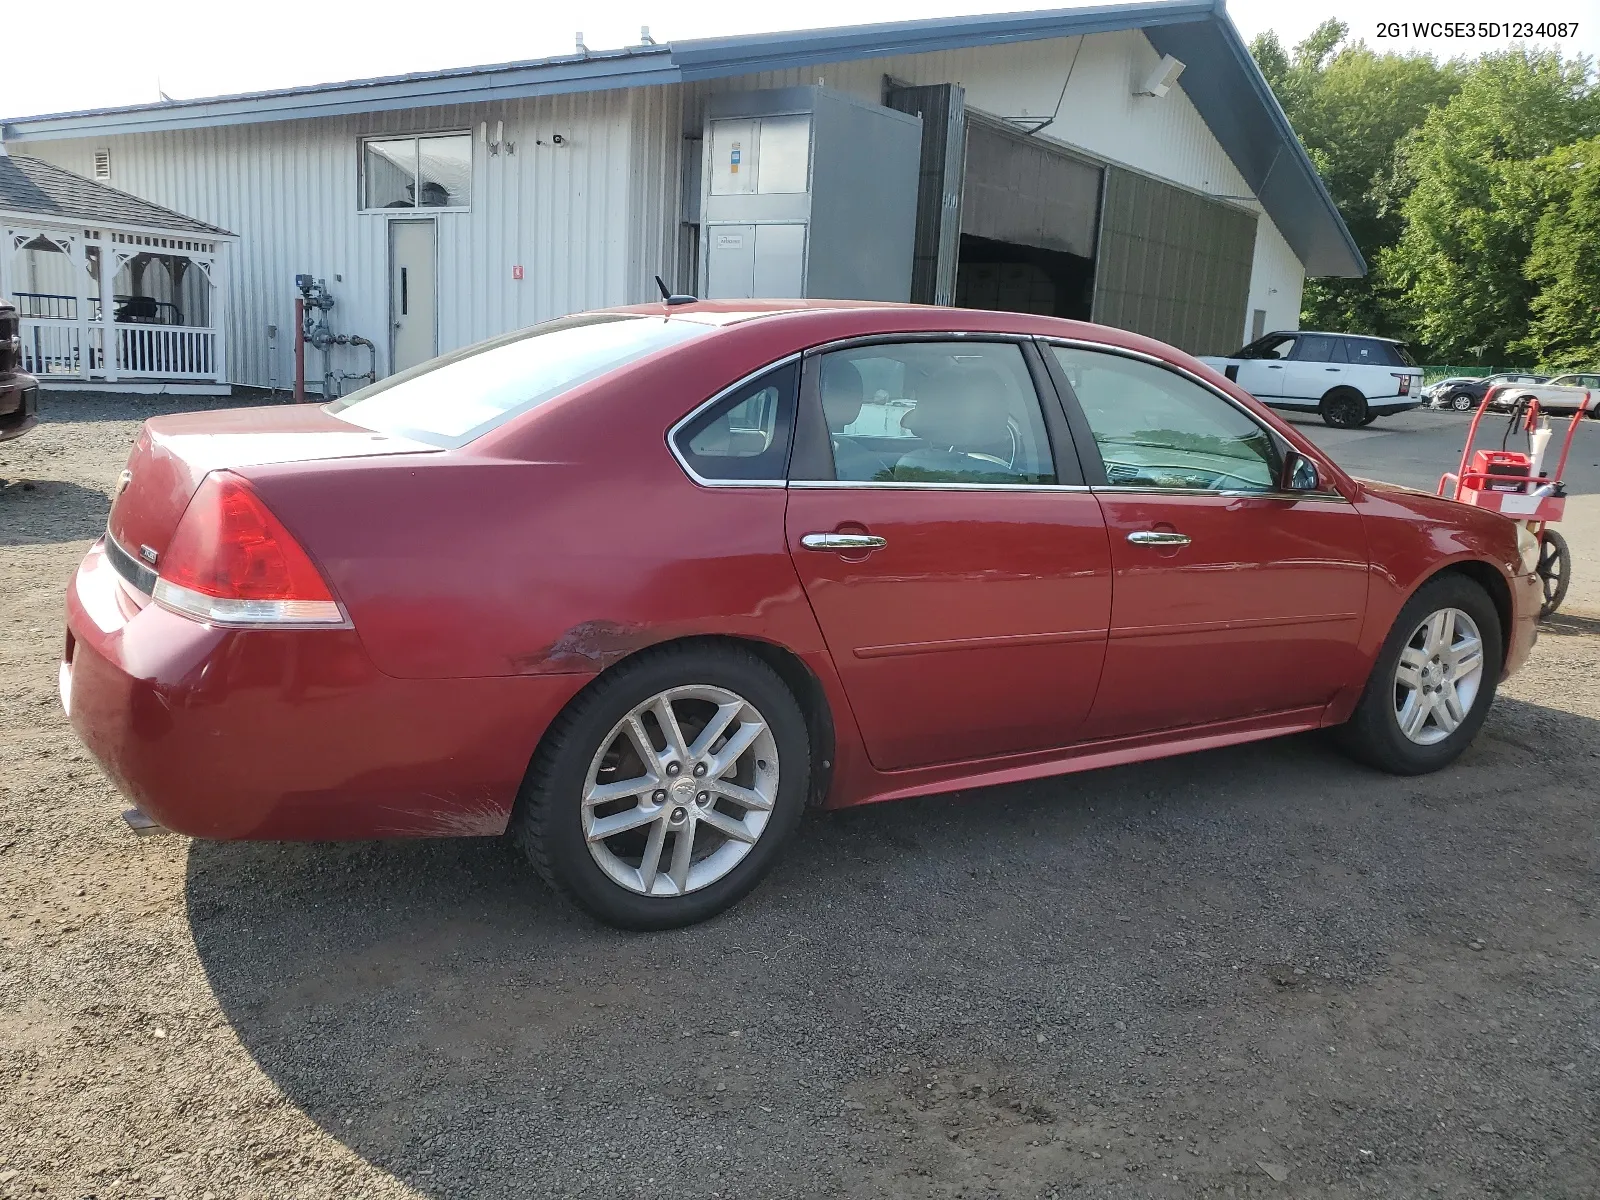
[{"left": 2, "top": 392, "right": 1598, "bottom": 1199}]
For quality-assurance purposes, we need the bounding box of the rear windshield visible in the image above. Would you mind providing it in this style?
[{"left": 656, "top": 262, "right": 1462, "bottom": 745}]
[{"left": 328, "top": 314, "right": 709, "bottom": 447}]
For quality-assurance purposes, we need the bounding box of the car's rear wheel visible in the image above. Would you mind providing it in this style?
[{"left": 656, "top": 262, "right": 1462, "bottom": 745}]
[
  {"left": 1320, "top": 388, "right": 1368, "bottom": 428},
  {"left": 1537, "top": 529, "right": 1571, "bottom": 618},
  {"left": 1450, "top": 391, "right": 1476, "bottom": 412},
  {"left": 512, "top": 643, "right": 810, "bottom": 930},
  {"left": 1359, "top": 412, "right": 1379, "bottom": 426},
  {"left": 1335, "top": 574, "right": 1502, "bottom": 775}
]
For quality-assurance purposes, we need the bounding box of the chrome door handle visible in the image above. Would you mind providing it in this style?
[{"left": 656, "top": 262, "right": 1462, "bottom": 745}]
[
  {"left": 1127, "top": 530, "right": 1191, "bottom": 547},
  {"left": 801, "top": 532, "right": 887, "bottom": 552}
]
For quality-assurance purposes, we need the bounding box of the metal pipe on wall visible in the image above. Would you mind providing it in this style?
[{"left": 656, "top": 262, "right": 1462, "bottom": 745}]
[{"left": 293, "top": 295, "right": 306, "bottom": 403}]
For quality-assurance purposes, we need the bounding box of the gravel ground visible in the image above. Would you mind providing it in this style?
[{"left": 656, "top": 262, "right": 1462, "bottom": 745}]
[{"left": 2, "top": 392, "right": 1598, "bottom": 1199}]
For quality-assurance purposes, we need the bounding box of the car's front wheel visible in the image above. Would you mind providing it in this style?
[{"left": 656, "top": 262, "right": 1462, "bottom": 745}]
[
  {"left": 512, "top": 643, "right": 810, "bottom": 929},
  {"left": 1335, "top": 574, "right": 1502, "bottom": 775},
  {"left": 1450, "top": 391, "right": 1477, "bottom": 412}
]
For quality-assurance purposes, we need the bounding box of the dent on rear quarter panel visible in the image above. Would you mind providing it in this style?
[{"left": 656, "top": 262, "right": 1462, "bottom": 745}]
[{"left": 241, "top": 325, "right": 834, "bottom": 682}]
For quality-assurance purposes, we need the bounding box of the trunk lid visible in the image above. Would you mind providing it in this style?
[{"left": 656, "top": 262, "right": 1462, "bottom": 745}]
[{"left": 108, "top": 404, "right": 439, "bottom": 568}]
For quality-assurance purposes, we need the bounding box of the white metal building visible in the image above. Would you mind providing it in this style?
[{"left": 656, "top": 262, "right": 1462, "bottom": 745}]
[{"left": 0, "top": 0, "right": 1362, "bottom": 394}]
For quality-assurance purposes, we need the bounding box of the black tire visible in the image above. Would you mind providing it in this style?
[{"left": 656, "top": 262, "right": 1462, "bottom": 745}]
[
  {"left": 1359, "top": 412, "right": 1379, "bottom": 426},
  {"left": 1537, "top": 529, "right": 1571, "bottom": 618},
  {"left": 511, "top": 642, "right": 810, "bottom": 930},
  {"left": 1320, "top": 388, "right": 1368, "bottom": 428},
  {"left": 1449, "top": 391, "right": 1477, "bottom": 412},
  {"left": 1334, "top": 574, "right": 1503, "bottom": 775}
]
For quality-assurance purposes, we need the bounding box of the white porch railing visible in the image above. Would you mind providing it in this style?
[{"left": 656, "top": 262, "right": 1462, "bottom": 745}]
[
  {"left": 115, "top": 325, "right": 218, "bottom": 378},
  {"left": 17, "top": 316, "right": 220, "bottom": 382}
]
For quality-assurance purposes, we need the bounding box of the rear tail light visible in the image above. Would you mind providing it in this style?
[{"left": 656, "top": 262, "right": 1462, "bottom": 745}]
[
  {"left": 1393, "top": 373, "right": 1411, "bottom": 395},
  {"left": 152, "top": 471, "right": 346, "bottom": 627}
]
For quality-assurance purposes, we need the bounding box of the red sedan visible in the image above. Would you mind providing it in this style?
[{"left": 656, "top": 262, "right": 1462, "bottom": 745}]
[{"left": 62, "top": 302, "right": 1542, "bottom": 928}]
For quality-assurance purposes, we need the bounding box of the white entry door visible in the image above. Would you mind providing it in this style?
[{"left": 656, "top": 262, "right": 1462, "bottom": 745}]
[{"left": 389, "top": 220, "right": 437, "bottom": 373}]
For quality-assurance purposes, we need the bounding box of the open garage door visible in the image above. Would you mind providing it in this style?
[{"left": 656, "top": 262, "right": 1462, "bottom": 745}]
[
  {"left": 1092, "top": 167, "right": 1256, "bottom": 356},
  {"left": 956, "top": 118, "right": 1102, "bottom": 320}
]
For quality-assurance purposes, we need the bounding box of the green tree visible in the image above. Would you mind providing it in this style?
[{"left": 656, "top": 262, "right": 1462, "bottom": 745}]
[
  {"left": 1249, "top": 23, "right": 1461, "bottom": 338},
  {"left": 1380, "top": 49, "right": 1600, "bottom": 362},
  {"left": 1514, "top": 138, "right": 1600, "bottom": 370}
]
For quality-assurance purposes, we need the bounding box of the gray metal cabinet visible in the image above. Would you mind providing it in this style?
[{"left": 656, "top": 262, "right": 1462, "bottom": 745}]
[{"left": 700, "top": 87, "right": 921, "bottom": 302}]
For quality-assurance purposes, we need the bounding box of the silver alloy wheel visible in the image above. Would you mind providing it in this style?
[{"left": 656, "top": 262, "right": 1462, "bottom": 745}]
[
  {"left": 1452, "top": 393, "right": 1475, "bottom": 411},
  {"left": 1392, "top": 607, "right": 1486, "bottom": 746},
  {"left": 581, "top": 685, "right": 779, "bottom": 897}
]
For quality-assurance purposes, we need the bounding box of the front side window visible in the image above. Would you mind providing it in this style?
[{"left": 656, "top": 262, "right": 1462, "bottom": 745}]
[
  {"left": 818, "top": 341, "right": 1056, "bottom": 485},
  {"left": 363, "top": 134, "right": 471, "bottom": 209},
  {"left": 1051, "top": 346, "right": 1281, "bottom": 492},
  {"left": 673, "top": 361, "right": 798, "bottom": 482},
  {"left": 329, "top": 314, "right": 707, "bottom": 447}
]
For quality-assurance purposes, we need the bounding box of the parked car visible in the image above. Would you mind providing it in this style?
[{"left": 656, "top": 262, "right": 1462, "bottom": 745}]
[
  {"left": 1199, "top": 331, "right": 1424, "bottom": 427},
  {"left": 1423, "top": 376, "right": 1488, "bottom": 407},
  {"left": 1485, "top": 372, "right": 1600, "bottom": 418},
  {"left": 0, "top": 302, "right": 40, "bottom": 443},
  {"left": 1435, "top": 372, "right": 1549, "bottom": 412},
  {"left": 62, "top": 303, "right": 1542, "bottom": 929}
]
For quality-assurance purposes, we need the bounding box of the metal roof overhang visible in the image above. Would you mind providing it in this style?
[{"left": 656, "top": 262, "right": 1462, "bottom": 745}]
[{"left": 0, "top": 0, "right": 1363, "bottom": 277}]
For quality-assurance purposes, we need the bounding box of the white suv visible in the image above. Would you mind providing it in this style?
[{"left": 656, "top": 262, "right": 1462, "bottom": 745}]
[{"left": 1201, "top": 331, "right": 1425, "bottom": 428}]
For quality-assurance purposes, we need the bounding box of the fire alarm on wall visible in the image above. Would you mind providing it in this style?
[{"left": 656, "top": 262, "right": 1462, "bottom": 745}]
[{"left": 512, "top": 265, "right": 524, "bottom": 280}]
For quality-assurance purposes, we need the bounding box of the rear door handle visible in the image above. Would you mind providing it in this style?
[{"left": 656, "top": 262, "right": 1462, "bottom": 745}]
[
  {"left": 801, "top": 532, "right": 887, "bottom": 552},
  {"left": 1127, "top": 530, "right": 1191, "bottom": 547}
]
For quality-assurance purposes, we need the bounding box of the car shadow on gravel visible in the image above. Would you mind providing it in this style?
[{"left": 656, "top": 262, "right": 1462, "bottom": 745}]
[
  {"left": 182, "top": 692, "right": 1600, "bottom": 1198},
  {"left": 0, "top": 478, "right": 111, "bottom": 545}
]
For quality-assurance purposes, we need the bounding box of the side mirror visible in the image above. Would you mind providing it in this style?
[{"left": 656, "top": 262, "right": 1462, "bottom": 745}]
[{"left": 1282, "top": 451, "right": 1320, "bottom": 492}]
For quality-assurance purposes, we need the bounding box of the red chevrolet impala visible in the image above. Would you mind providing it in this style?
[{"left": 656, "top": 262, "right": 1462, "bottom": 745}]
[{"left": 63, "top": 302, "right": 1542, "bottom": 928}]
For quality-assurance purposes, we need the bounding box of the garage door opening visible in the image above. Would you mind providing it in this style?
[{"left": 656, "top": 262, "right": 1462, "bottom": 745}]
[{"left": 954, "top": 233, "right": 1094, "bottom": 319}]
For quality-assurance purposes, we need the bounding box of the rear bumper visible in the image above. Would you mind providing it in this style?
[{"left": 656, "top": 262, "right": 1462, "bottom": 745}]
[{"left": 62, "top": 540, "right": 588, "bottom": 840}]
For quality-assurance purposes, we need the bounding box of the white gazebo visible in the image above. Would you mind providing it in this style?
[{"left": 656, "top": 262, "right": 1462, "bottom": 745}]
[{"left": 0, "top": 152, "right": 235, "bottom": 393}]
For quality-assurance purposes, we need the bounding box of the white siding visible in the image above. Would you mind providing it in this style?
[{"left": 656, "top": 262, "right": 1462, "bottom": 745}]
[
  {"left": 21, "top": 28, "right": 1310, "bottom": 386},
  {"left": 25, "top": 91, "right": 667, "bottom": 389},
  {"left": 1244, "top": 212, "right": 1305, "bottom": 341}
]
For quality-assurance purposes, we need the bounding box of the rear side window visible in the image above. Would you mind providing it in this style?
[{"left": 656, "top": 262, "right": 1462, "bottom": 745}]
[
  {"left": 329, "top": 314, "right": 709, "bottom": 447},
  {"left": 1345, "top": 338, "right": 1408, "bottom": 368},
  {"left": 672, "top": 361, "right": 799, "bottom": 483}
]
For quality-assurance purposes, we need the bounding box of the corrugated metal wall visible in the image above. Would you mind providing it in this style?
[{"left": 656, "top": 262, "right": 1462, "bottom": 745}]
[
  {"left": 24, "top": 89, "right": 679, "bottom": 390},
  {"left": 1092, "top": 166, "right": 1256, "bottom": 355}
]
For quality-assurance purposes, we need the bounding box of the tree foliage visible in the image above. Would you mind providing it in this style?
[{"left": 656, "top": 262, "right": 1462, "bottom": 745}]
[
  {"left": 1249, "top": 22, "right": 1461, "bottom": 338},
  {"left": 1515, "top": 138, "right": 1600, "bottom": 370},
  {"left": 1250, "top": 27, "right": 1600, "bottom": 368}
]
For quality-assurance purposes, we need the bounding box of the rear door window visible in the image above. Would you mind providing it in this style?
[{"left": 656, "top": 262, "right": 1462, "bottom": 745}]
[
  {"left": 815, "top": 341, "right": 1057, "bottom": 485},
  {"left": 1291, "top": 335, "right": 1337, "bottom": 363}
]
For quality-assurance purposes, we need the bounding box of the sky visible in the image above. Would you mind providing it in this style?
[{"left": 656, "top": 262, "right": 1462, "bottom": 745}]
[{"left": 0, "top": 0, "right": 1595, "bottom": 119}]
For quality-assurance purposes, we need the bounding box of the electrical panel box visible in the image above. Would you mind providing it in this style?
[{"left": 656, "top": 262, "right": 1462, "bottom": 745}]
[{"left": 699, "top": 87, "right": 922, "bottom": 302}]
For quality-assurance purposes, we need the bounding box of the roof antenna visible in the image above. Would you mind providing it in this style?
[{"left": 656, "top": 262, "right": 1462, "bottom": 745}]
[{"left": 655, "top": 275, "right": 697, "bottom": 306}]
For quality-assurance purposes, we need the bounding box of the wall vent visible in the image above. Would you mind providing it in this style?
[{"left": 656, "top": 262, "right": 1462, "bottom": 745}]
[{"left": 93, "top": 149, "right": 111, "bottom": 179}]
